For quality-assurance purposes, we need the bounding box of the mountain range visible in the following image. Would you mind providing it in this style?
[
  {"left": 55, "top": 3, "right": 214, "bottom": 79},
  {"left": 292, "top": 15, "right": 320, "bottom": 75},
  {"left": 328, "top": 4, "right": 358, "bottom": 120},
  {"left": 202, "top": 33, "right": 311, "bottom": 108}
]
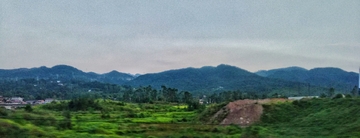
[
  {"left": 0, "top": 64, "right": 358, "bottom": 95},
  {"left": 0, "top": 65, "right": 135, "bottom": 85},
  {"left": 255, "top": 66, "right": 358, "bottom": 91}
]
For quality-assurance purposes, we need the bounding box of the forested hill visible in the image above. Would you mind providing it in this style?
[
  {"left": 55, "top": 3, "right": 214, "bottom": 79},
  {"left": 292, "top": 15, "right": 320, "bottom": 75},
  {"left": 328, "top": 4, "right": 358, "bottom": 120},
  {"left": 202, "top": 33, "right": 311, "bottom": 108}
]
[
  {"left": 0, "top": 65, "right": 135, "bottom": 85},
  {"left": 0, "top": 64, "right": 356, "bottom": 95},
  {"left": 255, "top": 67, "right": 358, "bottom": 91},
  {"left": 124, "top": 64, "right": 316, "bottom": 93}
]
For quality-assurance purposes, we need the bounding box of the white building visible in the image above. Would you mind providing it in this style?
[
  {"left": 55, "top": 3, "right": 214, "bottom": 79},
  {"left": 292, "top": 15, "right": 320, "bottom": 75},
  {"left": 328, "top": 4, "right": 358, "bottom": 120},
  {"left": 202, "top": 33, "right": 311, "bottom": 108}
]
[
  {"left": 44, "top": 98, "right": 55, "bottom": 103},
  {"left": 288, "top": 96, "right": 319, "bottom": 100},
  {"left": 11, "top": 97, "right": 23, "bottom": 102}
]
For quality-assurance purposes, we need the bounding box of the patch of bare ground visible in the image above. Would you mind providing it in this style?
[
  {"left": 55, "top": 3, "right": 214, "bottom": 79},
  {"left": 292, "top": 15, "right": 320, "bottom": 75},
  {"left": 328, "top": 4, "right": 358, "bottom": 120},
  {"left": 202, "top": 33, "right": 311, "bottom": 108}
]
[{"left": 210, "top": 98, "right": 293, "bottom": 127}]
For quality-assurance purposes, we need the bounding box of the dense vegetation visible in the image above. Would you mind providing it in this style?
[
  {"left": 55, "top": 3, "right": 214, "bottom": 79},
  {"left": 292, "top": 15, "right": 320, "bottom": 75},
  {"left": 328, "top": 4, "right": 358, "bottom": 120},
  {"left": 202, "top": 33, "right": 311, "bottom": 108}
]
[
  {"left": 0, "top": 65, "right": 134, "bottom": 85},
  {"left": 2, "top": 64, "right": 356, "bottom": 97},
  {"left": 0, "top": 99, "right": 243, "bottom": 138},
  {"left": 242, "top": 97, "right": 360, "bottom": 137},
  {"left": 125, "top": 65, "right": 331, "bottom": 96},
  {"left": 256, "top": 66, "right": 358, "bottom": 92},
  {"left": 1, "top": 64, "right": 359, "bottom": 137},
  {"left": 0, "top": 78, "right": 300, "bottom": 103}
]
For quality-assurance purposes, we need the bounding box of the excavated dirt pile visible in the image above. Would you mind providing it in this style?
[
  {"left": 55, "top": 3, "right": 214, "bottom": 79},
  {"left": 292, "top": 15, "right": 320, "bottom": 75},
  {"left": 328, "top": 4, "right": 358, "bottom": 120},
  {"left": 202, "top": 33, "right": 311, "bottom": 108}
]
[{"left": 211, "top": 98, "right": 292, "bottom": 127}]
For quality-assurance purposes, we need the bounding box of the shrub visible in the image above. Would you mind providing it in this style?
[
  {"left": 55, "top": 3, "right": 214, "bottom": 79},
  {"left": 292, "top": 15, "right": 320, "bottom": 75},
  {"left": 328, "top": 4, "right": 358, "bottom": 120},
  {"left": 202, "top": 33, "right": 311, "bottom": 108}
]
[
  {"left": 345, "top": 94, "right": 352, "bottom": 98},
  {"left": 57, "top": 118, "right": 72, "bottom": 130},
  {"left": 333, "top": 93, "right": 344, "bottom": 99},
  {"left": 24, "top": 104, "right": 33, "bottom": 112},
  {"left": 0, "top": 107, "right": 7, "bottom": 116},
  {"left": 224, "top": 124, "right": 242, "bottom": 135}
]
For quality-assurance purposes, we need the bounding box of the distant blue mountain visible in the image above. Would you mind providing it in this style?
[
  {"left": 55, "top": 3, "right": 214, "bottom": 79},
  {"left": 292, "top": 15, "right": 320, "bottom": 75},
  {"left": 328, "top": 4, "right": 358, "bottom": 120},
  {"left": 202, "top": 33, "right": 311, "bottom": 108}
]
[
  {"left": 0, "top": 65, "right": 135, "bottom": 84},
  {"left": 0, "top": 64, "right": 357, "bottom": 94},
  {"left": 124, "top": 64, "right": 313, "bottom": 93},
  {"left": 255, "top": 67, "right": 358, "bottom": 91}
]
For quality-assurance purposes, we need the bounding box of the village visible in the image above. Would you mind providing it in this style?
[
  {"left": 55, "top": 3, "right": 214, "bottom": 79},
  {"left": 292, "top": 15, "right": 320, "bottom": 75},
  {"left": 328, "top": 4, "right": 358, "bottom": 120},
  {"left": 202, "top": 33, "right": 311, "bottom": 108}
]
[{"left": 0, "top": 96, "right": 55, "bottom": 109}]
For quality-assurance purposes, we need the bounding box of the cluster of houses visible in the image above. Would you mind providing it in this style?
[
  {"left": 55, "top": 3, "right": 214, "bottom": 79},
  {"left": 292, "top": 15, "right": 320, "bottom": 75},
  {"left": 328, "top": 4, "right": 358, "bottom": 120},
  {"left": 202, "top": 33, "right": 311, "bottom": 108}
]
[{"left": 0, "top": 96, "right": 55, "bottom": 104}]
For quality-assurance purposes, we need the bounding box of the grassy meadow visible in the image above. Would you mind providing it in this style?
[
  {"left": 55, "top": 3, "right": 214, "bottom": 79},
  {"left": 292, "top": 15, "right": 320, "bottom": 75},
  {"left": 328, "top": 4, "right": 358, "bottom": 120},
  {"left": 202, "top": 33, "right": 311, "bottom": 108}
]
[
  {"left": 0, "top": 100, "right": 242, "bottom": 138},
  {"left": 2, "top": 97, "right": 360, "bottom": 137}
]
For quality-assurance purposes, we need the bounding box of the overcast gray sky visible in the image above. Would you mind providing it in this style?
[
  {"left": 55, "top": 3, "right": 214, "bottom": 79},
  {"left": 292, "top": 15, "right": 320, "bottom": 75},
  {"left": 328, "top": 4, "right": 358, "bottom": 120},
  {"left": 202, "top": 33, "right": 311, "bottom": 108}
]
[{"left": 1, "top": 0, "right": 359, "bottom": 74}]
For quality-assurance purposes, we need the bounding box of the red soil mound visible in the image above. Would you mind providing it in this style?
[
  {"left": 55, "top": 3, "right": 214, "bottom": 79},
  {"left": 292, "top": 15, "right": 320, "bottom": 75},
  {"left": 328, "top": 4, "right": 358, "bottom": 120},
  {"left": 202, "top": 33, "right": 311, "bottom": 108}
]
[{"left": 217, "top": 98, "right": 293, "bottom": 127}]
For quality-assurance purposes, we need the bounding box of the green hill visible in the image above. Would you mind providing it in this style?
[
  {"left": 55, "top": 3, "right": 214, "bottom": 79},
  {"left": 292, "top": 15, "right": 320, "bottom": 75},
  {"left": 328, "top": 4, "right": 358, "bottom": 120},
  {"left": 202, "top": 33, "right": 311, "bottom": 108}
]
[
  {"left": 0, "top": 65, "right": 135, "bottom": 85},
  {"left": 256, "top": 67, "right": 358, "bottom": 93},
  {"left": 242, "top": 97, "right": 360, "bottom": 137},
  {"left": 125, "top": 64, "right": 328, "bottom": 96}
]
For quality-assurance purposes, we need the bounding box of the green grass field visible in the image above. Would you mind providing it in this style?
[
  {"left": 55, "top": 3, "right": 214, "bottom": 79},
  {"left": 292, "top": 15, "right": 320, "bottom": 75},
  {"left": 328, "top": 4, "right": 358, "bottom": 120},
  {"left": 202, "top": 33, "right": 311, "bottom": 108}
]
[
  {"left": 2, "top": 97, "right": 360, "bottom": 137},
  {"left": 0, "top": 100, "right": 242, "bottom": 138}
]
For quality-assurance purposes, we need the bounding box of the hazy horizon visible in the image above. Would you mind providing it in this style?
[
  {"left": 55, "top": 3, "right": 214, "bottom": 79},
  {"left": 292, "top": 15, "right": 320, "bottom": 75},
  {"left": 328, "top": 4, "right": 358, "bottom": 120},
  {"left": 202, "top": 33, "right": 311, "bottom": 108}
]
[
  {"left": 1, "top": 64, "right": 359, "bottom": 75},
  {"left": 1, "top": 0, "right": 359, "bottom": 74}
]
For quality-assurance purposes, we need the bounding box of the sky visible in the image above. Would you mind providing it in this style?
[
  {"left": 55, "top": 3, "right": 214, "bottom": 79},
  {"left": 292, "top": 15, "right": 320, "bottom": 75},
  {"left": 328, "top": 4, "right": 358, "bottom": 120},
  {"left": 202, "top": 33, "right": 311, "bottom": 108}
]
[{"left": 1, "top": 0, "right": 359, "bottom": 74}]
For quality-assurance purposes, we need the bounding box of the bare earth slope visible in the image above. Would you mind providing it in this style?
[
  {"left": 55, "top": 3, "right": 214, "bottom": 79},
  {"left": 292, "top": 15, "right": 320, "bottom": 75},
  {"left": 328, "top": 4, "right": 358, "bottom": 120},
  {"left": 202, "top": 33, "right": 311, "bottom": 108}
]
[{"left": 212, "top": 99, "right": 292, "bottom": 127}]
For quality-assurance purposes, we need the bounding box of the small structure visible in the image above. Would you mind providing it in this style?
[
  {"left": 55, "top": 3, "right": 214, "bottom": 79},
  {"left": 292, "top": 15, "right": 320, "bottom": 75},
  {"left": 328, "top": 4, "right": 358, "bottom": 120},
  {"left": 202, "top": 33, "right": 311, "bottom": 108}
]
[
  {"left": 199, "top": 99, "right": 204, "bottom": 104},
  {"left": 44, "top": 98, "right": 55, "bottom": 103},
  {"left": 0, "top": 96, "right": 6, "bottom": 103},
  {"left": 25, "top": 100, "right": 36, "bottom": 104},
  {"left": 35, "top": 100, "right": 45, "bottom": 104},
  {"left": 11, "top": 100, "right": 23, "bottom": 104},
  {"left": 288, "top": 96, "right": 319, "bottom": 100},
  {"left": 11, "top": 97, "right": 24, "bottom": 102}
]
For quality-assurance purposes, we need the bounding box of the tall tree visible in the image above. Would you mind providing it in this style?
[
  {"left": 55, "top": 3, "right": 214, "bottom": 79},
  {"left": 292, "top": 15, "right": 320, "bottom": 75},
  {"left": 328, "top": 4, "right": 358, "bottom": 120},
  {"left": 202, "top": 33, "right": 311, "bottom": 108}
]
[
  {"left": 328, "top": 87, "right": 335, "bottom": 97},
  {"left": 183, "top": 91, "right": 192, "bottom": 104},
  {"left": 351, "top": 86, "right": 358, "bottom": 96}
]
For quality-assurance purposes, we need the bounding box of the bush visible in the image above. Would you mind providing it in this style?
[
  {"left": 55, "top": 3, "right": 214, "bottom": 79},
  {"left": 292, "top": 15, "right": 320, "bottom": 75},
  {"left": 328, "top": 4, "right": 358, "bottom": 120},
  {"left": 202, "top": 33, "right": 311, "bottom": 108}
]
[
  {"left": 101, "top": 113, "right": 110, "bottom": 119},
  {"left": 57, "top": 119, "right": 72, "bottom": 130},
  {"left": 345, "top": 94, "right": 352, "bottom": 98},
  {"left": 24, "top": 104, "right": 33, "bottom": 112},
  {"left": 224, "top": 124, "right": 242, "bottom": 135},
  {"left": 333, "top": 93, "right": 344, "bottom": 99},
  {"left": 0, "top": 107, "right": 7, "bottom": 116}
]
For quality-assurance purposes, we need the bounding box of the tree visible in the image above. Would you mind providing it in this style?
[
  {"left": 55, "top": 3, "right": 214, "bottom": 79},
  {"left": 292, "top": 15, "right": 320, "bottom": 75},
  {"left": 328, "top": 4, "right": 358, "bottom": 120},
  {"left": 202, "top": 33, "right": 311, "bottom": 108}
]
[
  {"left": 25, "top": 104, "right": 33, "bottom": 112},
  {"left": 333, "top": 93, "right": 343, "bottom": 99},
  {"left": 150, "top": 89, "right": 157, "bottom": 101},
  {"left": 183, "top": 91, "right": 192, "bottom": 104},
  {"left": 351, "top": 86, "right": 358, "bottom": 96},
  {"left": 328, "top": 87, "right": 335, "bottom": 97},
  {"left": 320, "top": 93, "right": 327, "bottom": 98}
]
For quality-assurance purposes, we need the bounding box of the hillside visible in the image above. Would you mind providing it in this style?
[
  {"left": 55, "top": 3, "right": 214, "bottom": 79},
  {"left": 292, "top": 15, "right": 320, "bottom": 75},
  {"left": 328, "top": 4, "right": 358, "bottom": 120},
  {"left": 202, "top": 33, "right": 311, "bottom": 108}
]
[
  {"left": 0, "top": 65, "right": 135, "bottom": 85},
  {"left": 0, "top": 64, "right": 355, "bottom": 96},
  {"left": 125, "top": 64, "right": 326, "bottom": 95},
  {"left": 197, "top": 97, "right": 360, "bottom": 137},
  {"left": 255, "top": 67, "right": 358, "bottom": 92},
  {"left": 250, "top": 98, "right": 360, "bottom": 137}
]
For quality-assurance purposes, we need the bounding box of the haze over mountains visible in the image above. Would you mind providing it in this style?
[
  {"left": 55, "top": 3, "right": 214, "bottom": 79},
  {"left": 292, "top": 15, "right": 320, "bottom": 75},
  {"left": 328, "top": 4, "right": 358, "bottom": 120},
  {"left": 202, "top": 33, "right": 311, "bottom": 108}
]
[
  {"left": 0, "top": 65, "right": 135, "bottom": 85},
  {"left": 0, "top": 64, "right": 358, "bottom": 94},
  {"left": 255, "top": 67, "right": 358, "bottom": 91}
]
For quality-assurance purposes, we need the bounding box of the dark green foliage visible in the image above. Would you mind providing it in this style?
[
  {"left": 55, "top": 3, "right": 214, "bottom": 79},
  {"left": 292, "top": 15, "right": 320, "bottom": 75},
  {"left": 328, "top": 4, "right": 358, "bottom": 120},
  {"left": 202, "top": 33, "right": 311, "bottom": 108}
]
[
  {"left": 0, "top": 121, "right": 31, "bottom": 138},
  {"left": 351, "top": 85, "right": 358, "bottom": 96},
  {"left": 345, "top": 94, "right": 352, "bottom": 98},
  {"left": 333, "top": 93, "right": 344, "bottom": 99},
  {"left": 224, "top": 124, "right": 242, "bottom": 135},
  {"left": 62, "top": 111, "right": 71, "bottom": 119},
  {"left": 24, "top": 104, "right": 33, "bottom": 112},
  {"left": 57, "top": 119, "right": 72, "bottom": 130},
  {"left": 68, "top": 97, "right": 102, "bottom": 111},
  {"left": 259, "top": 98, "right": 360, "bottom": 137},
  {"left": 0, "top": 107, "right": 7, "bottom": 116},
  {"left": 241, "top": 126, "right": 265, "bottom": 138},
  {"left": 197, "top": 102, "right": 228, "bottom": 123},
  {"left": 328, "top": 87, "right": 335, "bottom": 97},
  {"left": 186, "top": 101, "right": 205, "bottom": 111},
  {"left": 320, "top": 93, "right": 327, "bottom": 98}
]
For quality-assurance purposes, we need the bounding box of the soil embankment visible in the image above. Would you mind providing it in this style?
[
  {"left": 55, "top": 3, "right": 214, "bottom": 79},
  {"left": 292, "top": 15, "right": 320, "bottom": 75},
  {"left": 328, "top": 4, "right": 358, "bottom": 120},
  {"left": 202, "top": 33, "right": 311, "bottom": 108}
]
[{"left": 212, "top": 98, "right": 292, "bottom": 127}]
